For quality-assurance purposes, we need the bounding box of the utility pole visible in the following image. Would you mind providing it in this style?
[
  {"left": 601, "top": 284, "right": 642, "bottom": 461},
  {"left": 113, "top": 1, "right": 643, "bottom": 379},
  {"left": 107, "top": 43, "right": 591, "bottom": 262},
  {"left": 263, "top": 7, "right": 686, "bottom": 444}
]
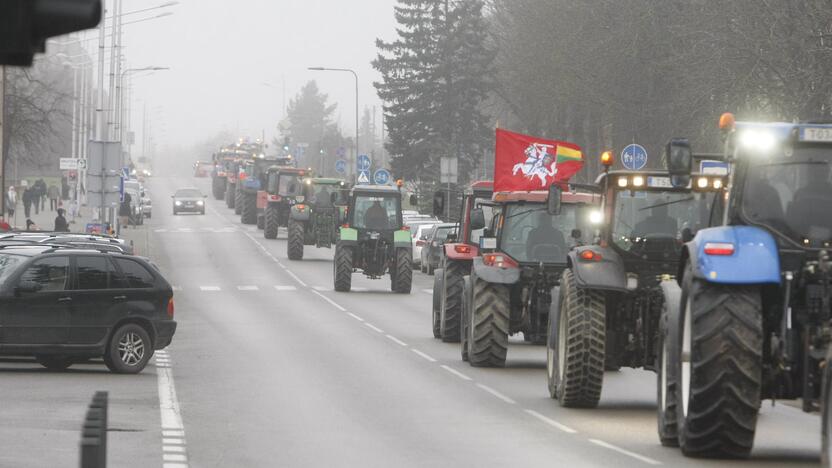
[{"left": 0, "top": 65, "right": 6, "bottom": 220}]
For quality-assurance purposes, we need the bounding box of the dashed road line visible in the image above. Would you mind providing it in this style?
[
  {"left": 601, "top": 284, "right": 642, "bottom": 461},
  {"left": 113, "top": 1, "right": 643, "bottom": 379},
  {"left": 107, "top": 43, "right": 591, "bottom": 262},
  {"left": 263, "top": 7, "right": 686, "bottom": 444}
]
[
  {"left": 421, "top": 289, "right": 432, "bottom": 295},
  {"left": 385, "top": 334, "right": 407, "bottom": 346},
  {"left": 352, "top": 287, "right": 369, "bottom": 292},
  {"left": 524, "top": 409, "right": 577, "bottom": 434},
  {"left": 313, "top": 286, "right": 333, "bottom": 292},
  {"left": 274, "top": 285, "right": 298, "bottom": 291},
  {"left": 588, "top": 439, "right": 662, "bottom": 465},
  {"left": 285, "top": 270, "right": 308, "bottom": 287},
  {"left": 440, "top": 364, "right": 473, "bottom": 381},
  {"left": 411, "top": 349, "right": 437, "bottom": 363},
  {"left": 311, "top": 290, "right": 347, "bottom": 312},
  {"left": 237, "top": 285, "right": 259, "bottom": 291},
  {"left": 365, "top": 323, "right": 384, "bottom": 333},
  {"left": 476, "top": 383, "right": 516, "bottom": 404},
  {"left": 347, "top": 312, "right": 364, "bottom": 322},
  {"left": 199, "top": 286, "right": 221, "bottom": 292}
]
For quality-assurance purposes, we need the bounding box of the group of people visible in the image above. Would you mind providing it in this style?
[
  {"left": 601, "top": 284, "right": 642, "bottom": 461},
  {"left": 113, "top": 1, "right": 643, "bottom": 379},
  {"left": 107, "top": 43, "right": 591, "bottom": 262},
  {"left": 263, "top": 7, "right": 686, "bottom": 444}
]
[{"left": 4, "top": 180, "right": 70, "bottom": 233}]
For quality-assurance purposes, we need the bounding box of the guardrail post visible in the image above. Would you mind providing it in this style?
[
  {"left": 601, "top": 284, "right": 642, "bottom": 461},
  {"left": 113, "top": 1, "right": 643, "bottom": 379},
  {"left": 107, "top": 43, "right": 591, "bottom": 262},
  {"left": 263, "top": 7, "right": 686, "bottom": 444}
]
[{"left": 79, "top": 391, "right": 108, "bottom": 468}]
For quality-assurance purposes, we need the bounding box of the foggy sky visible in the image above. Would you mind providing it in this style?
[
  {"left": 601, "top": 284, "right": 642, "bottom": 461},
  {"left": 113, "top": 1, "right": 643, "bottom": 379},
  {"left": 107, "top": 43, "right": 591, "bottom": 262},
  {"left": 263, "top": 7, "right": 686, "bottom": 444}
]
[{"left": 93, "top": 0, "right": 398, "bottom": 155}]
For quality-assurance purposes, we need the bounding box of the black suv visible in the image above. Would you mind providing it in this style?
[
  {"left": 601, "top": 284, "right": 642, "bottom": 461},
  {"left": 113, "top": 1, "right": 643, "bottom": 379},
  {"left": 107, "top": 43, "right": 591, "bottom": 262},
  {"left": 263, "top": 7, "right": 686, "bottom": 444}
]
[{"left": 0, "top": 246, "right": 177, "bottom": 373}]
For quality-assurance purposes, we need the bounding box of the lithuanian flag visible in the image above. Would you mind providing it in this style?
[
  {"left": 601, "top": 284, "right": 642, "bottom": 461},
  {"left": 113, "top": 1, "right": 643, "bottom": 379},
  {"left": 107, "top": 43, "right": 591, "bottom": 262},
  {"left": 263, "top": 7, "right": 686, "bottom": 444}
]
[{"left": 556, "top": 145, "right": 583, "bottom": 164}]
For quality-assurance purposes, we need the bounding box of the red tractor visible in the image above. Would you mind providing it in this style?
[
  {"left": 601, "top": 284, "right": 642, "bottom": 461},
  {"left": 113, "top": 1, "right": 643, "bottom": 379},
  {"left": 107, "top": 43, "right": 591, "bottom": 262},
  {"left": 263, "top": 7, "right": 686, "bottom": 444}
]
[
  {"left": 431, "top": 181, "right": 493, "bottom": 342},
  {"left": 460, "top": 187, "right": 602, "bottom": 367}
]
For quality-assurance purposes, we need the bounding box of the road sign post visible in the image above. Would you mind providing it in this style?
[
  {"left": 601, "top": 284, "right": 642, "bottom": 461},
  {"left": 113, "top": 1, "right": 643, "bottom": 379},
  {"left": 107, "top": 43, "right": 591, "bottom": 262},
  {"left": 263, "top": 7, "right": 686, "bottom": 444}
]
[{"left": 357, "top": 155, "right": 372, "bottom": 185}]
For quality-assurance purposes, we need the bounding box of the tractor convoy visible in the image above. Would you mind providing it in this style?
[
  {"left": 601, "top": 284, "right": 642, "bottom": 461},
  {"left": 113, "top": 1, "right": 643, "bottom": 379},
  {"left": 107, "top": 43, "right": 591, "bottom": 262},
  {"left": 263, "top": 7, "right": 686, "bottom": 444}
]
[{"left": 207, "top": 117, "right": 830, "bottom": 463}]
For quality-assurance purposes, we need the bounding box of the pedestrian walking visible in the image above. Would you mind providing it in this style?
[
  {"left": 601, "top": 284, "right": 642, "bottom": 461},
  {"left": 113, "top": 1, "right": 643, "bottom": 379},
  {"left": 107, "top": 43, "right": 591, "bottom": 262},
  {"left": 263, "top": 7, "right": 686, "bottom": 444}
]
[
  {"left": 34, "top": 179, "right": 47, "bottom": 213},
  {"left": 48, "top": 184, "right": 59, "bottom": 211},
  {"left": 6, "top": 185, "right": 17, "bottom": 219},
  {"left": 25, "top": 218, "right": 39, "bottom": 231},
  {"left": 54, "top": 208, "right": 69, "bottom": 232},
  {"left": 119, "top": 192, "right": 132, "bottom": 229},
  {"left": 22, "top": 187, "right": 33, "bottom": 218}
]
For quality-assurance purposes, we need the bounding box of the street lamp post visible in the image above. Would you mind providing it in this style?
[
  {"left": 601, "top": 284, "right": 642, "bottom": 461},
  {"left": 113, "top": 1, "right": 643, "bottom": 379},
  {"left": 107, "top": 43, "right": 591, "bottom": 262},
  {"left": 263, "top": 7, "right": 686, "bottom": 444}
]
[{"left": 308, "top": 67, "right": 359, "bottom": 182}]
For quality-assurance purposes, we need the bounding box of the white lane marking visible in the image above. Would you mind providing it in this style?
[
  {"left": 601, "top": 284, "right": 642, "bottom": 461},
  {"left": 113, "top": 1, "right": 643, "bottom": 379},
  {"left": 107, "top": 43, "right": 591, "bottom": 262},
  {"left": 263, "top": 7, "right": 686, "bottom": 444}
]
[
  {"left": 274, "top": 285, "right": 298, "bottom": 291},
  {"left": 476, "top": 384, "right": 517, "bottom": 404},
  {"left": 199, "top": 286, "right": 221, "bottom": 292},
  {"left": 365, "top": 323, "right": 384, "bottom": 333},
  {"left": 164, "top": 446, "right": 186, "bottom": 453},
  {"left": 154, "top": 229, "right": 168, "bottom": 233},
  {"left": 352, "top": 287, "right": 368, "bottom": 292},
  {"left": 310, "top": 290, "right": 347, "bottom": 312},
  {"left": 347, "top": 312, "right": 364, "bottom": 322},
  {"left": 421, "top": 289, "right": 432, "bottom": 295},
  {"left": 172, "top": 286, "right": 183, "bottom": 292},
  {"left": 386, "top": 335, "right": 407, "bottom": 346},
  {"left": 524, "top": 409, "right": 577, "bottom": 434},
  {"left": 440, "top": 364, "right": 473, "bottom": 381},
  {"left": 285, "top": 270, "right": 308, "bottom": 287},
  {"left": 237, "top": 285, "right": 259, "bottom": 291},
  {"left": 313, "top": 286, "right": 333, "bottom": 292},
  {"left": 412, "top": 349, "right": 437, "bottom": 362},
  {"left": 162, "top": 431, "right": 183, "bottom": 437},
  {"left": 163, "top": 463, "right": 189, "bottom": 468},
  {"left": 157, "top": 354, "right": 189, "bottom": 467},
  {"left": 588, "top": 439, "right": 662, "bottom": 465}
]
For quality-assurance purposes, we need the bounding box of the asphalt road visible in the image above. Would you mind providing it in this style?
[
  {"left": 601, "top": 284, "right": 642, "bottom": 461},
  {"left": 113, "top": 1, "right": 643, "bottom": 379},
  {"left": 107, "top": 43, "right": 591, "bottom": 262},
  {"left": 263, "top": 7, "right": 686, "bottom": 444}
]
[{"left": 0, "top": 173, "right": 823, "bottom": 467}]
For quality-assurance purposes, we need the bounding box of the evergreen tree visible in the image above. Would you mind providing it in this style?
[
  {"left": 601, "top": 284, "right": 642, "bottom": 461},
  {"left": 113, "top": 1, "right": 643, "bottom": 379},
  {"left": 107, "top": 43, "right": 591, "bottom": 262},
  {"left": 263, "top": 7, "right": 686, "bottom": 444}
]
[
  {"left": 280, "top": 81, "right": 339, "bottom": 169},
  {"left": 374, "top": 0, "right": 493, "bottom": 185}
]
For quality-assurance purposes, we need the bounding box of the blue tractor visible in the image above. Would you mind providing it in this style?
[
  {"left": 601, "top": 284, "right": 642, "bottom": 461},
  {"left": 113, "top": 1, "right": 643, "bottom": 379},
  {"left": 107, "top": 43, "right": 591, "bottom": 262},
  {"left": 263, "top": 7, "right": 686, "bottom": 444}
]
[{"left": 657, "top": 115, "right": 832, "bottom": 460}]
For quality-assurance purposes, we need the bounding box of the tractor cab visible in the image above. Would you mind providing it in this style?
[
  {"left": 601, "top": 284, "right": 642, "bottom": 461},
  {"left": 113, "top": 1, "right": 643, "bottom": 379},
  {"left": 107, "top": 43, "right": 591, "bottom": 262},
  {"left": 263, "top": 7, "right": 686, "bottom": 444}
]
[
  {"left": 347, "top": 185, "right": 405, "bottom": 234},
  {"left": 260, "top": 165, "right": 308, "bottom": 237},
  {"left": 282, "top": 178, "right": 348, "bottom": 256}
]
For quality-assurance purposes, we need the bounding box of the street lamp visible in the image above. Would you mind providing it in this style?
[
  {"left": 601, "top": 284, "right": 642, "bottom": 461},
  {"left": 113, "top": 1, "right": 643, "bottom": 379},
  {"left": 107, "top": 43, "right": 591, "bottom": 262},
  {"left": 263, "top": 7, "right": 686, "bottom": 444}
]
[
  {"left": 308, "top": 67, "right": 359, "bottom": 182},
  {"left": 117, "top": 66, "right": 169, "bottom": 144}
]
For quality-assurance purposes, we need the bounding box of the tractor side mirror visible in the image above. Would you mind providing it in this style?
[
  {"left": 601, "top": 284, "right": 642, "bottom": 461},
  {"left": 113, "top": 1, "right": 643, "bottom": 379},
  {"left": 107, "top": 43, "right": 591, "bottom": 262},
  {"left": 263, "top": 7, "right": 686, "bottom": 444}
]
[
  {"left": 547, "top": 185, "right": 562, "bottom": 215},
  {"left": 470, "top": 208, "right": 486, "bottom": 231},
  {"left": 681, "top": 227, "right": 694, "bottom": 243},
  {"left": 571, "top": 229, "right": 582, "bottom": 240},
  {"left": 432, "top": 191, "right": 445, "bottom": 217},
  {"left": 667, "top": 138, "right": 692, "bottom": 188},
  {"left": 409, "top": 194, "right": 418, "bottom": 206}
]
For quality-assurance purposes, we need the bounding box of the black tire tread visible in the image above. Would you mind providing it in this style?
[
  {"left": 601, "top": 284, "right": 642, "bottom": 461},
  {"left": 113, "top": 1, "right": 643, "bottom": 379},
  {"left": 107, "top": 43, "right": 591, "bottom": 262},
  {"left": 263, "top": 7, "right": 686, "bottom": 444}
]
[
  {"left": 440, "top": 260, "right": 465, "bottom": 342},
  {"left": 288, "top": 219, "right": 305, "bottom": 260},
  {"left": 241, "top": 193, "right": 257, "bottom": 224},
  {"left": 334, "top": 245, "right": 352, "bottom": 292},
  {"left": 392, "top": 248, "right": 412, "bottom": 294},
  {"left": 264, "top": 206, "right": 279, "bottom": 239},
  {"left": 469, "top": 277, "right": 510, "bottom": 367}
]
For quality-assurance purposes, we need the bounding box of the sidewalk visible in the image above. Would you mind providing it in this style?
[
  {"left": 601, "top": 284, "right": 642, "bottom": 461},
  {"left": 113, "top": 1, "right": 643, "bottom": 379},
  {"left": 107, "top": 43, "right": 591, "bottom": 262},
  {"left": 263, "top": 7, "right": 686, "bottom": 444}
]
[{"left": 11, "top": 198, "right": 95, "bottom": 234}]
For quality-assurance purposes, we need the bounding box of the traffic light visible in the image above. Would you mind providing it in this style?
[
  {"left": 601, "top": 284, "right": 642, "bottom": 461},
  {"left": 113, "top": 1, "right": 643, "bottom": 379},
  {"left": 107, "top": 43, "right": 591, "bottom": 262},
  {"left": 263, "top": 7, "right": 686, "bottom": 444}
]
[
  {"left": 0, "top": 0, "right": 102, "bottom": 66},
  {"left": 282, "top": 137, "right": 291, "bottom": 152}
]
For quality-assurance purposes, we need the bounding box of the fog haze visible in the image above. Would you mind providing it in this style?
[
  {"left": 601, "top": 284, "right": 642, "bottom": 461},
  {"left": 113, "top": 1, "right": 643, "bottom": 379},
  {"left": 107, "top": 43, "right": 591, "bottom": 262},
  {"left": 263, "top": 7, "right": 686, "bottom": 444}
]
[{"left": 110, "top": 0, "right": 397, "bottom": 152}]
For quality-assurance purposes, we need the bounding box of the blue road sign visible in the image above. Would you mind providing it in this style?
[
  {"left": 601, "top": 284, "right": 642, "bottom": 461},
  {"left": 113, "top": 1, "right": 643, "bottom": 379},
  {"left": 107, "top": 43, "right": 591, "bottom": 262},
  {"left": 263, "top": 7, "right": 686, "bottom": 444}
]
[
  {"left": 621, "top": 144, "right": 648, "bottom": 171},
  {"left": 335, "top": 159, "right": 347, "bottom": 174},
  {"left": 357, "top": 154, "right": 371, "bottom": 171},
  {"left": 357, "top": 170, "right": 371, "bottom": 185},
  {"left": 373, "top": 169, "right": 391, "bottom": 185}
]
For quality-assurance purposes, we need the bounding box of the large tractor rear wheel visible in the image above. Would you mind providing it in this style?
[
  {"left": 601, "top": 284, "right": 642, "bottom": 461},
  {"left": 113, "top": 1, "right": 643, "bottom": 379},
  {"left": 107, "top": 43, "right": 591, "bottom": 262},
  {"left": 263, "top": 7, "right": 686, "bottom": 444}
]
[
  {"left": 212, "top": 179, "right": 224, "bottom": 200},
  {"left": 234, "top": 188, "right": 243, "bottom": 215},
  {"left": 548, "top": 269, "right": 605, "bottom": 408},
  {"left": 287, "top": 219, "right": 305, "bottom": 261},
  {"left": 257, "top": 214, "right": 265, "bottom": 230},
  {"left": 333, "top": 245, "right": 353, "bottom": 292},
  {"left": 391, "top": 248, "right": 412, "bottom": 294},
  {"left": 440, "top": 260, "right": 465, "bottom": 343},
  {"left": 676, "top": 261, "right": 762, "bottom": 459},
  {"left": 468, "top": 276, "right": 510, "bottom": 367},
  {"left": 822, "top": 347, "right": 832, "bottom": 468},
  {"left": 241, "top": 193, "right": 257, "bottom": 225},
  {"left": 225, "top": 183, "right": 235, "bottom": 209},
  {"left": 460, "top": 275, "right": 472, "bottom": 362},
  {"left": 432, "top": 269, "right": 444, "bottom": 339},
  {"left": 264, "top": 205, "right": 279, "bottom": 239},
  {"left": 657, "top": 293, "right": 680, "bottom": 447}
]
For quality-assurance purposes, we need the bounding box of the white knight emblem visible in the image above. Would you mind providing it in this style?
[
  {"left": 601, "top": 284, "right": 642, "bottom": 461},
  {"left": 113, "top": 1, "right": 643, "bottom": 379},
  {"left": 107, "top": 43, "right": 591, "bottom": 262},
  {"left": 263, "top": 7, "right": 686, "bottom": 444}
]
[{"left": 512, "top": 143, "right": 558, "bottom": 187}]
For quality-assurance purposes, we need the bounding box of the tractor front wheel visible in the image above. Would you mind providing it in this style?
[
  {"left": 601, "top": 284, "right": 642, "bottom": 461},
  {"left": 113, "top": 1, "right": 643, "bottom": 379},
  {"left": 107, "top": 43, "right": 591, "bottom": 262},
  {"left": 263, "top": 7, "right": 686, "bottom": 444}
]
[
  {"left": 288, "top": 219, "right": 305, "bottom": 261},
  {"left": 334, "top": 245, "right": 353, "bottom": 292},
  {"left": 391, "top": 248, "right": 412, "bottom": 294},
  {"left": 264, "top": 206, "right": 279, "bottom": 239},
  {"left": 468, "top": 276, "right": 510, "bottom": 367},
  {"left": 439, "top": 260, "right": 465, "bottom": 343},
  {"left": 241, "top": 193, "right": 257, "bottom": 225}
]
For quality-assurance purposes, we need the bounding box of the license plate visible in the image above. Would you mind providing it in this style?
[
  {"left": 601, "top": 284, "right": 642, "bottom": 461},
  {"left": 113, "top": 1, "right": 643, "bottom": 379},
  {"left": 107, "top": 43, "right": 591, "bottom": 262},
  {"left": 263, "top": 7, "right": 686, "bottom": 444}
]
[
  {"left": 647, "top": 176, "right": 673, "bottom": 188},
  {"left": 801, "top": 127, "right": 832, "bottom": 142}
]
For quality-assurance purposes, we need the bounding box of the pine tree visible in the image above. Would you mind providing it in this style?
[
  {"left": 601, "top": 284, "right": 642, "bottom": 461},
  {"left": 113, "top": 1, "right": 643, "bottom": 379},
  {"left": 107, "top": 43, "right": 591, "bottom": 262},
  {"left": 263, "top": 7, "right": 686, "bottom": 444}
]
[
  {"left": 373, "top": 0, "right": 493, "bottom": 185},
  {"left": 280, "top": 81, "right": 339, "bottom": 169}
]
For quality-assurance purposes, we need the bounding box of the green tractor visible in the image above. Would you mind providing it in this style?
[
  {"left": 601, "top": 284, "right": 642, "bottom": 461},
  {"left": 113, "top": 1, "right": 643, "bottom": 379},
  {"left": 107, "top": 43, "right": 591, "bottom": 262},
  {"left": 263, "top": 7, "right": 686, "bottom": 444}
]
[
  {"left": 261, "top": 166, "right": 309, "bottom": 239},
  {"left": 333, "top": 185, "right": 413, "bottom": 293},
  {"left": 286, "top": 178, "right": 348, "bottom": 260}
]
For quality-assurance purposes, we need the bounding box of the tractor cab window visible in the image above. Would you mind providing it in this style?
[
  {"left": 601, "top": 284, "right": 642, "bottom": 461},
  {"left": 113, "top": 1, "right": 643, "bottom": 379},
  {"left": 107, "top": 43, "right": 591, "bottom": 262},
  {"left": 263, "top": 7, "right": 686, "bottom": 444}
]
[
  {"left": 353, "top": 195, "right": 400, "bottom": 230},
  {"left": 741, "top": 148, "right": 832, "bottom": 247},
  {"left": 612, "top": 190, "right": 712, "bottom": 254},
  {"left": 309, "top": 183, "right": 341, "bottom": 207},
  {"left": 278, "top": 174, "right": 302, "bottom": 196},
  {"left": 499, "top": 203, "right": 590, "bottom": 264},
  {"left": 470, "top": 198, "right": 496, "bottom": 245}
]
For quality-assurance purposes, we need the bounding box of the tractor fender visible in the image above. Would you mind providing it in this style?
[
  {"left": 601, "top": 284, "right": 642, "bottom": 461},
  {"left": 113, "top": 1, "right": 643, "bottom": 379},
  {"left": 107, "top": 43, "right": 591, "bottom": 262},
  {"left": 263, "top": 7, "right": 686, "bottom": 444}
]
[
  {"left": 471, "top": 257, "right": 520, "bottom": 285},
  {"left": 256, "top": 191, "right": 268, "bottom": 209},
  {"left": 393, "top": 230, "right": 411, "bottom": 250},
  {"left": 338, "top": 227, "right": 358, "bottom": 246},
  {"left": 290, "top": 204, "right": 311, "bottom": 221},
  {"left": 687, "top": 226, "right": 780, "bottom": 285},
  {"left": 443, "top": 243, "right": 479, "bottom": 261},
  {"left": 567, "top": 245, "right": 627, "bottom": 292}
]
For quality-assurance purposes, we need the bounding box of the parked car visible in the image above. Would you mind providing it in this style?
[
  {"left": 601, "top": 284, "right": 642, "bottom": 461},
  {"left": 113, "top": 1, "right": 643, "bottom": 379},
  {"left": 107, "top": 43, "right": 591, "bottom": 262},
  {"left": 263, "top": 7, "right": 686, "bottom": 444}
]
[
  {"left": 125, "top": 187, "right": 144, "bottom": 225},
  {"left": 0, "top": 232, "right": 134, "bottom": 255},
  {"left": 0, "top": 245, "right": 176, "bottom": 373},
  {"left": 172, "top": 188, "right": 206, "bottom": 215},
  {"left": 141, "top": 191, "right": 153, "bottom": 219},
  {"left": 420, "top": 223, "right": 457, "bottom": 275},
  {"left": 411, "top": 223, "right": 436, "bottom": 268}
]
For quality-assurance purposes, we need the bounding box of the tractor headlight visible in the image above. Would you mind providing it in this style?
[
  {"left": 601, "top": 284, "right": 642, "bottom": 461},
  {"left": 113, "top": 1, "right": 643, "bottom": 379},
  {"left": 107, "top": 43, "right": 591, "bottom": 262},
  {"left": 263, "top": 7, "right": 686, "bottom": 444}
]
[
  {"left": 589, "top": 210, "right": 604, "bottom": 225},
  {"left": 738, "top": 129, "right": 777, "bottom": 153},
  {"left": 174, "top": 201, "right": 182, "bottom": 206},
  {"left": 696, "top": 177, "right": 709, "bottom": 189},
  {"left": 617, "top": 177, "right": 629, "bottom": 188},
  {"left": 632, "top": 176, "right": 645, "bottom": 188}
]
